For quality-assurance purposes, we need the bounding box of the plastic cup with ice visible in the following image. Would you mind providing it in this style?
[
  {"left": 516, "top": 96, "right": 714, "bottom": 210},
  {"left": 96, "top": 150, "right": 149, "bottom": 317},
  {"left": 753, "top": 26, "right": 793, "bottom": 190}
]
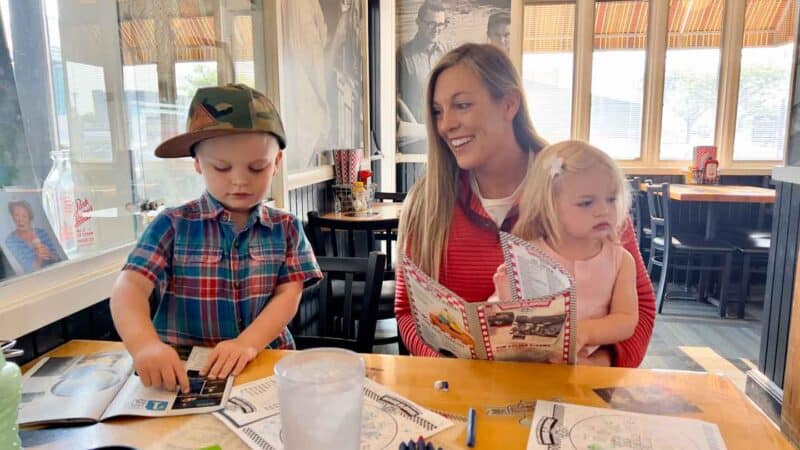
[{"left": 274, "top": 348, "right": 365, "bottom": 450}]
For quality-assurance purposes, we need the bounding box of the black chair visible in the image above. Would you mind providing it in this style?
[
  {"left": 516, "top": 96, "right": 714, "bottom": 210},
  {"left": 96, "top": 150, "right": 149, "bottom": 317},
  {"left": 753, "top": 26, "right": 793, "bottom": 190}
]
[
  {"left": 628, "top": 177, "right": 643, "bottom": 240},
  {"left": 646, "top": 183, "right": 737, "bottom": 317},
  {"left": 717, "top": 179, "right": 773, "bottom": 317},
  {"left": 372, "top": 191, "right": 406, "bottom": 275},
  {"left": 306, "top": 211, "right": 403, "bottom": 352},
  {"left": 736, "top": 234, "right": 770, "bottom": 318},
  {"left": 725, "top": 177, "right": 774, "bottom": 240},
  {"left": 292, "top": 252, "right": 386, "bottom": 352},
  {"left": 718, "top": 231, "right": 770, "bottom": 319},
  {"left": 374, "top": 191, "right": 407, "bottom": 203},
  {"left": 307, "top": 211, "right": 398, "bottom": 272},
  {"left": 628, "top": 178, "right": 652, "bottom": 259}
]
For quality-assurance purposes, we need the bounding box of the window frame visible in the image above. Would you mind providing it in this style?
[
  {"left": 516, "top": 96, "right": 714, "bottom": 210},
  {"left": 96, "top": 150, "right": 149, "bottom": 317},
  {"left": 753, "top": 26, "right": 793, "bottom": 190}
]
[{"left": 522, "top": 0, "right": 795, "bottom": 174}]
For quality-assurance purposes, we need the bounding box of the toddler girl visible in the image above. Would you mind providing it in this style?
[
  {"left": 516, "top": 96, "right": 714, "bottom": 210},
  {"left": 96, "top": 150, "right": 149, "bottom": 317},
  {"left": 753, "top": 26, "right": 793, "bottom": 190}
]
[{"left": 493, "top": 140, "right": 638, "bottom": 358}]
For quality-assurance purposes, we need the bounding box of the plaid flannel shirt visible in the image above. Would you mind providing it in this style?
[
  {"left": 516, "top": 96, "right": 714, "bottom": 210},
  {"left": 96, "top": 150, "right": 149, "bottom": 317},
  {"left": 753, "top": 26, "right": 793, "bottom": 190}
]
[{"left": 123, "top": 191, "right": 322, "bottom": 348}]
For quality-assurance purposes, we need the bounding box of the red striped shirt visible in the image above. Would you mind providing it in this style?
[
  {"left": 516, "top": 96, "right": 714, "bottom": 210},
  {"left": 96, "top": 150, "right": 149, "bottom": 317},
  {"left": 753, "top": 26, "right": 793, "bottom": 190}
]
[{"left": 395, "top": 173, "right": 655, "bottom": 367}]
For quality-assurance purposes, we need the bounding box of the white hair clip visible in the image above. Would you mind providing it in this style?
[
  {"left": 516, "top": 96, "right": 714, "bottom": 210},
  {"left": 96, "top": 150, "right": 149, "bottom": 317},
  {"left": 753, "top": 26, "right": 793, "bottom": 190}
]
[{"left": 548, "top": 156, "right": 564, "bottom": 178}]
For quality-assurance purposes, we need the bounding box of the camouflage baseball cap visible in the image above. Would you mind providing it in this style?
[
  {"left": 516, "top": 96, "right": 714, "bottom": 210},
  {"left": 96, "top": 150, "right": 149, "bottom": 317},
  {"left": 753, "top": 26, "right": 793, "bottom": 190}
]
[{"left": 154, "top": 83, "right": 286, "bottom": 158}]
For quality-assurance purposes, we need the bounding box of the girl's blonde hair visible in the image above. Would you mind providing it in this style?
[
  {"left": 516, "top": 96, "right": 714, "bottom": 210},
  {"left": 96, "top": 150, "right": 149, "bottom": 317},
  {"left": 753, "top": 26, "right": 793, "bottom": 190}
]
[
  {"left": 512, "top": 140, "right": 631, "bottom": 246},
  {"left": 398, "top": 43, "right": 548, "bottom": 279}
]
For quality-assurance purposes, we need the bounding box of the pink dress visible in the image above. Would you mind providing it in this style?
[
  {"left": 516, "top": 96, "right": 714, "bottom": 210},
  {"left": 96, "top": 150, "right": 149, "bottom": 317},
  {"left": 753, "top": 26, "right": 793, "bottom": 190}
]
[{"left": 534, "top": 239, "right": 626, "bottom": 354}]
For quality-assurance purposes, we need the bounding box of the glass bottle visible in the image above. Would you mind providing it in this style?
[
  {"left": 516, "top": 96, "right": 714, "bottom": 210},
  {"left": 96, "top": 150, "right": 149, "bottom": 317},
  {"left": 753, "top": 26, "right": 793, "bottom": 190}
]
[
  {"left": 72, "top": 163, "right": 98, "bottom": 255},
  {"left": 42, "top": 147, "right": 77, "bottom": 256},
  {"left": 351, "top": 181, "right": 368, "bottom": 212},
  {"left": 0, "top": 348, "right": 22, "bottom": 449}
]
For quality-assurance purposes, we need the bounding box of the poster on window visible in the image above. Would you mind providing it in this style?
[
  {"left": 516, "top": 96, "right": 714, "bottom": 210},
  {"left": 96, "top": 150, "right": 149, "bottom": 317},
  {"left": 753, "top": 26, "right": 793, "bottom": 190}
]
[
  {"left": 0, "top": 188, "right": 67, "bottom": 275},
  {"left": 281, "top": 0, "right": 365, "bottom": 172},
  {"left": 396, "top": 0, "right": 511, "bottom": 154}
]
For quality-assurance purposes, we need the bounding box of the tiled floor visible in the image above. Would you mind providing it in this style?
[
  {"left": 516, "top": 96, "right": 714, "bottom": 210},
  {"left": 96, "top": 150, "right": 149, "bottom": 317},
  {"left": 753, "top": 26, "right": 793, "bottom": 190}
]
[{"left": 641, "top": 300, "right": 762, "bottom": 392}]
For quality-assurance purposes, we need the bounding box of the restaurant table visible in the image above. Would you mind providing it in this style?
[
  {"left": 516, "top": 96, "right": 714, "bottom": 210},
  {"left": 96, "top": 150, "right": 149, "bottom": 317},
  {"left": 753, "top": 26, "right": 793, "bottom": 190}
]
[
  {"left": 320, "top": 202, "right": 403, "bottom": 223},
  {"left": 19, "top": 340, "right": 793, "bottom": 449},
  {"left": 317, "top": 202, "right": 402, "bottom": 273},
  {"left": 641, "top": 184, "right": 776, "bottom": 240}
]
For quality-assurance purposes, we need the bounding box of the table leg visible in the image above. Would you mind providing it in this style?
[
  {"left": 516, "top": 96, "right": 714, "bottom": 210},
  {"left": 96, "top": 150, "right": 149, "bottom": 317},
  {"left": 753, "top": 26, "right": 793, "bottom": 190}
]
[{"left": 705, "top": 203, "right": 718, "bottom": 240}]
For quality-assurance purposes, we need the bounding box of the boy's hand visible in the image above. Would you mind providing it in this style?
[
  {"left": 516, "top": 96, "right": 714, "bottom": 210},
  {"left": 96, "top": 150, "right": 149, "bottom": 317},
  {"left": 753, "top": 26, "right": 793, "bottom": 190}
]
[
  {"left": 492, "top": 264, "right": 512, "bottom": 302},
  {"left": 200, "top": 338, "right": 259, "bottom": 379},
  {"left": 132, "top": 341, "right": 190, "bottom": 393}
]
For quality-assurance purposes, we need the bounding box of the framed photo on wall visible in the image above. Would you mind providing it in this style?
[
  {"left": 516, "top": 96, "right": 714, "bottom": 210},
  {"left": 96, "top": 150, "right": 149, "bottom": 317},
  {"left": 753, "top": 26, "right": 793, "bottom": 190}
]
[
  {"left": 0, "top": 188, "right": 67, "bottom": 275},
  {"left": 396, "top": 0, "right": 511, "bottom": 154},
  {"left": 280, "top": 0, "right": 367, "bottom": 173}
]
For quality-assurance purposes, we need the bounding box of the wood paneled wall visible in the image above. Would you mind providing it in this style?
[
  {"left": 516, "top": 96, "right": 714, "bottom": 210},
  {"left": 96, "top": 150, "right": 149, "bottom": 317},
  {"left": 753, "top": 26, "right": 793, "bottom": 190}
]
[
  {"left": 760, "top": 180, "right": 800, "bottom": 389},
  {"left": 288, "top": 158, "right": 385, "bottom": 218},
  {"left": 287, "top": 180, "right": 334, "bottom": 221},
  {"left": 781, "top": 246, "right": 800, "bottom": 446},
  {"left": 397, "top": 162, "right": 426, "bottom": 193}
]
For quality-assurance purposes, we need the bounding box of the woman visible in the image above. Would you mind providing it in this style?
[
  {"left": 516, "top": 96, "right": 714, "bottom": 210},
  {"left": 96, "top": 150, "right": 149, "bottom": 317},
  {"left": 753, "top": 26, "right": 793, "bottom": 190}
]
[
  {"left": 5, "top": 200, "right": 61, "bottom": 273},
  {"left": 394, "top": 43, "right": 655, "bottom": 367}
]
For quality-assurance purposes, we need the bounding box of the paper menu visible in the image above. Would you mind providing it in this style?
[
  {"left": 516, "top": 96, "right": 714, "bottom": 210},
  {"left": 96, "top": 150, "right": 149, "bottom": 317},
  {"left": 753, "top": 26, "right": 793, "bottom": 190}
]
[
  {"left": 18, "top": 347, "right": 233, "bottom": 425},
  {"left": 402, "top": 232, "right": 577, "bottom": 363},
  {"left": 500, "top": 232, "right": 573, "bottom": 301},
  {"left": 402, "top": 258, "right": 477, "bottom": 359},
  {"left": 527, "top": 401, "right": 727, "bottom": 450},
  {"left": 214, "top": 376, "right": 453, "bottom": 450}
]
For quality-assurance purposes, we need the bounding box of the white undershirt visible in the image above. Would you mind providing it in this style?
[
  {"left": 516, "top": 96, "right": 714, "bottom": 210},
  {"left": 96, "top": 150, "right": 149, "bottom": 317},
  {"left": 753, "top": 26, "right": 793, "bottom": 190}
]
[{"left": 469, "top": 172, "right": 523, "bottom": 227}]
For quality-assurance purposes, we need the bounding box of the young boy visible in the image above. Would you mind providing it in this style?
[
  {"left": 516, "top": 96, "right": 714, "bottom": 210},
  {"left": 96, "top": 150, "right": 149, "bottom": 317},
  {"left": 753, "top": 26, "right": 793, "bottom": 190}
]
[{"left": 110, "top": 84, "right": 321, "bottom": 393}]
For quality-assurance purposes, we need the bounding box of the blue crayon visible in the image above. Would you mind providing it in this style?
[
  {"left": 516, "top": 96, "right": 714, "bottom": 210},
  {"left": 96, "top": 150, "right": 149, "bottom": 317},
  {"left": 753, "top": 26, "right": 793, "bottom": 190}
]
[{"left": 466, "top": 407, "right": 477, "bottom": 448}]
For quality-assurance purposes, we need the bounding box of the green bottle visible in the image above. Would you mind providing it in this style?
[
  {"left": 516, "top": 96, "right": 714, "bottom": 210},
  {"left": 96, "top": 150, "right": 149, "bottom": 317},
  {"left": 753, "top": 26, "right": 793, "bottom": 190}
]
[{"left": 0, "top": 349, "right": 22, "bottom": 449}]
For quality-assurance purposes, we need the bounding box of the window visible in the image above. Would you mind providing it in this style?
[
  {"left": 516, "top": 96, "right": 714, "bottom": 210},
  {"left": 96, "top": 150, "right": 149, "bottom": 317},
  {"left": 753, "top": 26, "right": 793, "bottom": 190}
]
[
  {"left": 522, "top": 2, "right": 574, "bottom": 143},
  {"left": 589, "top": 1, "right": 648, "bottom": 160},
  {"left": 175, "top": 61, "right": 219, "bottom": 115},
  {"left": 232, "top": 15, "right": 256, "bottom": 87},
  {"left": 660, "top": 0, "right": 723, "bottom": 161},
  {"left": 123, "top": 64, "right": 161, "bottom": 162},
  {"left": 0, "top": 0, "right": 263, "bottom": 284},
  {"left": 733, "top": 0, "right": 797, "bottom": 161},
  {"left": 66, "top": 62, "right": 115, "bottom": 163},
  {"left": 522, "top": 0, "right": 797, "bottom": 169}
]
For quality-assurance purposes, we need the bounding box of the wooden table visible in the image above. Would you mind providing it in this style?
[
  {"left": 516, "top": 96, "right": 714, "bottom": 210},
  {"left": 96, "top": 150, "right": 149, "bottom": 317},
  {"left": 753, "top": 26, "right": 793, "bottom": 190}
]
[
  {"left": 320, "top": 202, "right": 402, "bottom": 222},
  {"left": 663, "top": 184, "right": 775, "bottom": 204},
  {"left": 641, "top": 184, "right": 776, "bottom": 239},
  {"left": 20, "top": 340, "right": 793, "bottom": 449}
]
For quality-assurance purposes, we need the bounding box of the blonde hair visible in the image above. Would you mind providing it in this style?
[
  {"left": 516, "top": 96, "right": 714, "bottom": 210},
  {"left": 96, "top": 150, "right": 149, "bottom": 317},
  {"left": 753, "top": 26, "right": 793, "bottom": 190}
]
[
  {"left": 398, "top": 43, "right": 548, "bottom": 278},
  {"left": 512, "top": 140, "right": 631, "bottom": 246}
]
